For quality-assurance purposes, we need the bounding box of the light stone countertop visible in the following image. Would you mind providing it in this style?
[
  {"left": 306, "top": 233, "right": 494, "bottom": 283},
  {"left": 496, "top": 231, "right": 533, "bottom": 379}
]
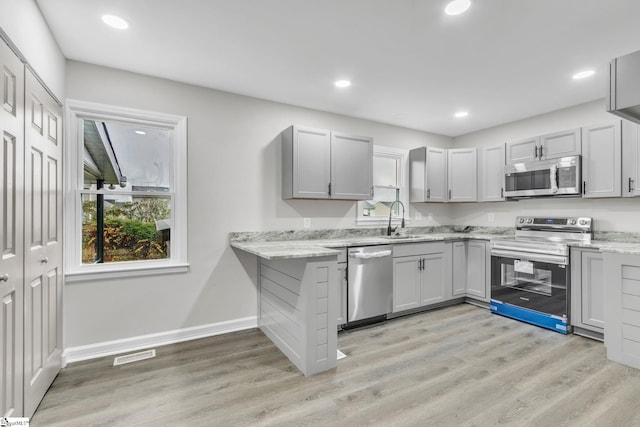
[
  {"left": 230, "top": 231, "right": 504, "bottom": 260},
  {"left": 229, "top": 227, "right": 640, "bottom": 260}
]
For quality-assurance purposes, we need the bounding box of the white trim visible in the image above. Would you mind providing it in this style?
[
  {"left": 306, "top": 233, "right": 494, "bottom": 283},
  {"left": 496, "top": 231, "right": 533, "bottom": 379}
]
[
  {"left": 357, "top": 145, "right": 410, "bottom": 225},
  {"left": 62, "top": 316, "right": 258, "bottom": 366},
  {"left": 64, "top": 99, "right": 188, "bottom": 278},
  {"left": 65, "top": 262, "right": 190, "bottom": 282}
]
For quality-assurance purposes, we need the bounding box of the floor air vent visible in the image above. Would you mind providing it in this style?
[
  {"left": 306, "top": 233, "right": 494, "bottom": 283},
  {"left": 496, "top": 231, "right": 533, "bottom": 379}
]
[{"left": 113, "top": 349, "right": 156, "bottom": 366}]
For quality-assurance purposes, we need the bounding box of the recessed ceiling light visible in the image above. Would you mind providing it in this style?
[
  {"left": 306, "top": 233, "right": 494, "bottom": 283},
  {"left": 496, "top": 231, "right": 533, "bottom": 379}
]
[
  {"left": 454, "top": 111, "right": 469, "bottom": 118},
  {"left": 572, "top": 70, "right": 595, "bottom": 80},
  {"left": 102, "top": 14, "right": 129, "bottom": 30},
  {"left": 334, "top": 80, "right": 352, "bottom": 88},
  {"left": 445, "top": 0, "right": 471, "bottom": 16},
  {"left": 135, "top": 130, "right": 146, "bottom": 135}
]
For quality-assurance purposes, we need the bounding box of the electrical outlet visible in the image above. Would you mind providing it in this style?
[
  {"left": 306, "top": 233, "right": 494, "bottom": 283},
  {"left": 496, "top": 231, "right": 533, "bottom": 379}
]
[
  {"left": 415, "top": 212, "right": 422, "bottom": 220},
  {"left": 488, "top": 212, "right": 495, "bottom": 222},
  {"left": 303, "top": 218, "right": 311, "bottom": 228}
]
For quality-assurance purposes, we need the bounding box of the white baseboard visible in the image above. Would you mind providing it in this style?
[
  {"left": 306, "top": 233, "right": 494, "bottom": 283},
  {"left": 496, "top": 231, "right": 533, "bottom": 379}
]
[{"left": 62, "top": 316, "right": 257, "bottom": 366}]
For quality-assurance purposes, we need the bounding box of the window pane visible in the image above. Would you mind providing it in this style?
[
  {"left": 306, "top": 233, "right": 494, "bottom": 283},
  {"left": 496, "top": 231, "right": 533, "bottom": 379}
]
[
  {"left": 82, "top": 193, "right": 171, "bottom": 264},
  {"left": 361, "top": 187, "right": 400, "bottom": 217},
  {"left": 373, "top": 156, "right": 398, "bottom": 187},
  {"left": 83, "top": 120, "right": 171, "bottom": 191}
]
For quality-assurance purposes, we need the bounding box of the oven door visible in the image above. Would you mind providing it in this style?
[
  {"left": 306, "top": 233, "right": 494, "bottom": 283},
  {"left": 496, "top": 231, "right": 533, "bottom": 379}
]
[{"left": 490, "top": 250, "right": 569, "bottom": 318}]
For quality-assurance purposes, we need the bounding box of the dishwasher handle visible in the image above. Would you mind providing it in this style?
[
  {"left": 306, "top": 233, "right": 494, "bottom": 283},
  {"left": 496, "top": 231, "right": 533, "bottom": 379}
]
[{"left": 349, "top": 249, "right": 392, "bottom": 259}]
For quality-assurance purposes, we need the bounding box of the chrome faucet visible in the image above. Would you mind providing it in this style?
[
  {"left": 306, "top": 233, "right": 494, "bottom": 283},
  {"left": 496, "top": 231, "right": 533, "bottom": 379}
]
[{"left": 387, "top": 200, "right": 406, "bottom": 236}]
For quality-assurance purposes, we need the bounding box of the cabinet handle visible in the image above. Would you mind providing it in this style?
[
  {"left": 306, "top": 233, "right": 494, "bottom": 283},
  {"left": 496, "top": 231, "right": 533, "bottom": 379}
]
[
  {"left": 583, "top": 181, "right": 586, "bottom": 194},
  {"left": 630, "top": 177, "right": 635, "bottom": 193},
  {"left": 371, "top": 186, "right": 374, "bottom": 197},
  {"left": 501, "top": 187, "right": 504, "bottom": 198},
  {"left": 534, "top": 146, "right": 538, "bottom": 159},
  {"left": 539, "top": 145, "right": 543, "bottom": 159},
  {"left": 328, "top": 182, "right": 331, "bottom": 196},
  {"left": 0, "top": 273, "right": 8, "bottom": 282},
  {"left": 448, "top": 189, "right": 452, "bottom": 200},
  {"left": 427, "top": 188, "right": 430, "bottom": 200},
  {"left": 421, "top": 259, "right": 425, "bottom": 270}
]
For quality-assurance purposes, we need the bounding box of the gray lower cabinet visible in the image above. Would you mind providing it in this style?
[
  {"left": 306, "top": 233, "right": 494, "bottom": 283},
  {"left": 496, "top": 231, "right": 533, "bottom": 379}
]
[
  {"left": 452, "top": 240, "right": 490, "bottom": 302},
  {"left": 281, "top": 125, "right": 373, "bottom": 200},
  {"left": 392, "top": 242, "right": 452, "bottom": 313},
  {"left": 570, "top": 249, "right": 604, "bottom": 339},
  {"left": 603, "top": 253, "right": 640, "bottom": 370}
]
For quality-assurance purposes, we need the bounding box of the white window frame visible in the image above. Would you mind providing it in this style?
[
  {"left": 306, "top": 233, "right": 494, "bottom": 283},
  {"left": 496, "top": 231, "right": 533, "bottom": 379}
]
[
  {"left": 64, "top": 99, "right": 189, "bottom": 281},
  {"left": 357, "top": 145, "right": 410, "bottom": 226}
]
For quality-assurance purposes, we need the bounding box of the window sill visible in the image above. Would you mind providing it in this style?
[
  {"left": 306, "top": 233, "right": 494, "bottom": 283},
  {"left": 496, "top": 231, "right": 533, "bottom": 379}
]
[{"left": 65, "top": 261, "right": 190, "bottom": 283}]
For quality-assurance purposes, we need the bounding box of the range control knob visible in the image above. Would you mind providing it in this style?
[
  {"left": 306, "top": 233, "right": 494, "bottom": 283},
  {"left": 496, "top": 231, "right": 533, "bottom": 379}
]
[
  {"left": 526, "top": 218, "right": 533, "bottom": 224},
  {"left": 579, "top": 219, "right": 588, "bottom": 226},
  {"left": 569, "top": 219, "right": 577, "bottom": 225},
  {"left": 518, "top": 218, "right": 525, "bottom": 224}
]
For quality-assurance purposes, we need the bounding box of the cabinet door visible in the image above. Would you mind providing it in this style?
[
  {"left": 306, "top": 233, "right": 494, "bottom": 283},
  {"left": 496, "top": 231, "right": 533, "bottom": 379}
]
[
  {"left": 286, "top": 126, "right": 331, "bottom": 199},
  {"left": 330, "top": 132, "right": 373, "bottom": 200},
  {"left": 466, "top": 241, "right": 487, "bottom": 300},
  {"left": 337, "top": 263, "right": 347, "bottom": 325},
  {"left": 581, "top": 251, "right": 605, "bottom": 330},
  {"left": 540, "top": 128, "right": 581, "bottom": 159},
  {"left": 0, "top": 40, "right": 24, "bottom": 418},
  {"left": 622, "top": 120, "right": 640, "bottom": 197},
  {"left": 582, "top": 122, "right": 621, "bottom": 198},
  {"left": 23, "top": 69, "right": 63, "bottom": 417},
  {"left": 420, "top": 243, "right": 452, "bottom": 305},
  {"left": 426, "top": 147, "right": 447, "bottom": 202},
  {"left": 452, "top": 241, "right": 467, "bottom": 296},
  {"left": 479, "top": 144, "right": 505, "bottom": 201},
  {"left": 506, "top": 136, "right": 539, "bottom": 164},
  {"left": 447, "top": 148, "right": 477, "bottom": 202},
  {"left": 393, "top": 256, "right": 421, "bottom": 312},
  {"left": 409, "top": 147, "right": 427, "bottom": 202}
]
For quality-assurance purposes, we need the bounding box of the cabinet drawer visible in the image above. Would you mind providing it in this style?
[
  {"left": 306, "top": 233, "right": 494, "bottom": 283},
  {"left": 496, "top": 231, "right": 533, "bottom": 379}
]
[{"left": 393, "top": 241, "right": 447, "bottom": 258}]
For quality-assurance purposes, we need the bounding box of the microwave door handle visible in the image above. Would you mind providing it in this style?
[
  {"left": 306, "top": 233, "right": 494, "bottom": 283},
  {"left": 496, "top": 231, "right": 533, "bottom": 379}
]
[{"left": 550, "top": 165, "right": 558, "bottom": 193}]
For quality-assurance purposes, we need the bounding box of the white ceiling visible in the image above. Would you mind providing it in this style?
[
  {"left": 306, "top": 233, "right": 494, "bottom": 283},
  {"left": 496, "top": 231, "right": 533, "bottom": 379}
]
[{"left": 36, "top": 0, "right": 640, "bottom": 137}]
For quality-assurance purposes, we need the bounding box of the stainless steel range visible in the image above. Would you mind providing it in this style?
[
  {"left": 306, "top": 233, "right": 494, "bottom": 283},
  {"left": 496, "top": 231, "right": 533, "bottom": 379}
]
[{"left": 490, "top": 216, "right": 593, "bottom": 334}]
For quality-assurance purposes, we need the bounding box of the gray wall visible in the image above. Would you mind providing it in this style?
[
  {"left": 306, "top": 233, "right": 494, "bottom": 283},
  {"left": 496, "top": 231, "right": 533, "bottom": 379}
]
[
  {"left": 452, "top": 99, "right": 640, "bottom": 232},
  {"left": 64, "top": 61, "right": 452, "bottom": 348},
  {"left": 0, "top": 0, "right": 65, "bottom": 100}
]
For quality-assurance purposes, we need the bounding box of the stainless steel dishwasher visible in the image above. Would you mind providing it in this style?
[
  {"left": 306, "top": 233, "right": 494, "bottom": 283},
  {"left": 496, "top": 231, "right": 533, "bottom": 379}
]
[{"left": 347, "top": 245, "right": 393, "bottom": 324}]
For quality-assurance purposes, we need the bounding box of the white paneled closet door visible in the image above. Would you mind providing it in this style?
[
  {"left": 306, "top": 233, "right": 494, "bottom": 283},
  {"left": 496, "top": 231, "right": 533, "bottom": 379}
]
[
  {"left": 0, "top": 39, "right": 25, "bottom": 419},
  {"left": 23, "top": 69, "right": 63, "bottom": 417}
]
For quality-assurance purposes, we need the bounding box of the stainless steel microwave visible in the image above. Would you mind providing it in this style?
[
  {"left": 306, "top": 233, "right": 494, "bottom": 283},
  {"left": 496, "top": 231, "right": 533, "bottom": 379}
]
[{"left": 504, "top": 155, "right": 581, "bottom": 198}]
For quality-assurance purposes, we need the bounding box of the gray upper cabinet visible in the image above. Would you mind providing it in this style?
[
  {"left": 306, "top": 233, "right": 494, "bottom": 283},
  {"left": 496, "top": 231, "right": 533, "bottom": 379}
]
[
  {"left": 622, "top": 120, "right": 640, "bottom": 197},
  {"left": 281, "top": 125, "right": 372, "bottom": 200},
  {"left": 506, "top": 136, "right": 539, "bottom": 164},
  {"left": 447, "top": 148, "right": 477, "bottom": 202},
  {"left": 582, "top": 121, "right": 621, "bottom": 198},
  {"left": 330, "top": 132, "right": 373, "bottom": 200},
  {"left": 506, "top": 128, "right": 581, "bottom": 164},
  {"left": 478, "top": 144, "right": 505, "bottom": 202},
  {"left": 540, "top": 128, "right": 581, "bottom": 159},
  {"left": 410, "top": 146, "right": 447, "bottom": 202}
]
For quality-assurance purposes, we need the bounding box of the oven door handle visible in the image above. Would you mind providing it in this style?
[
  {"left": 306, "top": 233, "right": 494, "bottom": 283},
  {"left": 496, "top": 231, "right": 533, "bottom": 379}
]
[{"left": 490, "top": 249, "right": 568, "bottom": 265}]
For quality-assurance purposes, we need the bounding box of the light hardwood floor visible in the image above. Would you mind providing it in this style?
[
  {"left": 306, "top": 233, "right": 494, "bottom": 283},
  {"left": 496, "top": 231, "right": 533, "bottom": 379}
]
[{"left": 31, "top": 304, "right": 640, "bottom": 426}]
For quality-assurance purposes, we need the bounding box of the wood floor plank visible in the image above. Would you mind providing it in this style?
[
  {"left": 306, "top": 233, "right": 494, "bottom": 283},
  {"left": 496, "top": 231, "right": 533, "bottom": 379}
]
[{"left": 30, "top": 304, "right": 640, "bottom": 427}]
